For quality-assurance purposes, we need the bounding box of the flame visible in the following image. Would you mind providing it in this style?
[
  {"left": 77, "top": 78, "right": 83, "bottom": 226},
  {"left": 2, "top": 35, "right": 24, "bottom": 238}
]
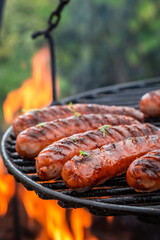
[
  {"left": 20, "top": 186, "right": 98, "bottom": 240},
  {"left": 0, "top": 156, "right": 15, "bottom": 216},
  {"left": 2, "top": 47, "right": 99, "bottom": 239},
  {"left": 19, "top": 187, "right": 72, "bottom": 240},
  {"left": 3, "top": 47, "right": 59, "bottom": 123},
  {"left": 70, "top": 208, "right": 98, "bottom": 240}
]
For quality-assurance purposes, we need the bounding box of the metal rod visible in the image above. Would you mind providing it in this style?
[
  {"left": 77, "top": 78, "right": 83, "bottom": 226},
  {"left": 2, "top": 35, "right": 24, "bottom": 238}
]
[
  {"left": 46, "top": 33, "right": 57, "bottom": 102},
  {"left": 0, "top": 0, "right": 5, "bottom": 38},
  {"left": 31, "top": 0, "right": 70, "bottom": 104}
]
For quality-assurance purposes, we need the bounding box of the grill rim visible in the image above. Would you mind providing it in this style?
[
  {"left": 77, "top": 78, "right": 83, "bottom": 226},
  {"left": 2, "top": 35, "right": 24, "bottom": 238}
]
[
  {"left": 2, "top": 127, "right": 160, "bottom": 217},
  {"left": 1, "top": 77, "right": 160, "bottom": 218}
]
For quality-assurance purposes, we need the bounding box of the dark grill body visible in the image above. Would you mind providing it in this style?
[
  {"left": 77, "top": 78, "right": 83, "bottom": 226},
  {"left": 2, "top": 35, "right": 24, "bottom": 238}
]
[{"left": 2, "top": 77, "right": 160, "bottom": 220}]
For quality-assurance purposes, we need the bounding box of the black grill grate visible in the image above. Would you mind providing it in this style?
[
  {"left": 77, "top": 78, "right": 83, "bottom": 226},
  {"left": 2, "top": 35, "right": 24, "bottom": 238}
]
[{"left": 2, "top": 77, "right": 160, "bottom": 219}]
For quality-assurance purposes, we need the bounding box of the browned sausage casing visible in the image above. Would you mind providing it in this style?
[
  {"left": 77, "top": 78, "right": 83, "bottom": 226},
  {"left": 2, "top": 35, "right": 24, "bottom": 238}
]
[
  {"left": 62, "top": 135, "right": 160, "bottom": 192},
  {"left": 139, "top": 89, "right": 160, "bottom": 117},
  {"left": 126, "top": 149, "right": 160, "bottom": 192},
  {"left": 16, "top": 114, "right": 139, "bottom": 159},
  {"left": 13, "top": 104, "right": 144, "bottom": 136},
  {"left": 36, "top": 123, "right": 159, "bottom": 180}
]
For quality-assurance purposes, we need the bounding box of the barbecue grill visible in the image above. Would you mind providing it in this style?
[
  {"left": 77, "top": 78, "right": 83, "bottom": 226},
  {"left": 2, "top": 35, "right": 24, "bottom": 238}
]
[
  {"left": 2, "top": 78, "right": 160, "bottom": 221},
  {"left": 1, "top": 0, "right": 160, "bottom": 222}
]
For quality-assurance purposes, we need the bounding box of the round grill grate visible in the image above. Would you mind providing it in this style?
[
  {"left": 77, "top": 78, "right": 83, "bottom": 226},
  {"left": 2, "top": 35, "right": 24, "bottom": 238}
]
[{"left": 1, "top": 77, "right": 160, "bottom": 219}]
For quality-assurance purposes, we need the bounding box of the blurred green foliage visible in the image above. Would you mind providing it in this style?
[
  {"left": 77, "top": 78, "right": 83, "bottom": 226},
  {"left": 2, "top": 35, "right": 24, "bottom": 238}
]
[{"left": 1, "top": 0, "right": 160, "bottom": 118}]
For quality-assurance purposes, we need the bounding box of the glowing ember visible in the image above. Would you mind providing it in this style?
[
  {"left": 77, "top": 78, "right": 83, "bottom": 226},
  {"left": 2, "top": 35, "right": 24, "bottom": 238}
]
[
  {"left": 106, "top": 216, "right": 114, "bottom": 224},
  {"left": 0, "top": 156, "right": 15, "bottom": 216},
  {"left": 3, "top": 47, "right": 59, "bottom": 123}
]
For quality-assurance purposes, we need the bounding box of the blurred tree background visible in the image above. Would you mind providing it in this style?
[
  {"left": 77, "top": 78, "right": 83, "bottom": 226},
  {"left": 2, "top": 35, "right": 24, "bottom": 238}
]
[{"left": 0, "top": 0, "right": 160, "bottom": 118}]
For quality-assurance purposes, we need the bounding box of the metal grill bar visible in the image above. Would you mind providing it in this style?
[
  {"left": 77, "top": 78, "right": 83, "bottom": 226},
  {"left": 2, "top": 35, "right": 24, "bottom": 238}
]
[
  {"left": 60, "top": 187, "right": 135, "bottom": 197},
  {"left": 2, "top": 77, "right": 160, "bottom": 219},
  {"left": 95, "top": 194, "right": 160, "bottom": 206},
  {"left": 12, "top": 160, "right": 35, "bottom": 166}
]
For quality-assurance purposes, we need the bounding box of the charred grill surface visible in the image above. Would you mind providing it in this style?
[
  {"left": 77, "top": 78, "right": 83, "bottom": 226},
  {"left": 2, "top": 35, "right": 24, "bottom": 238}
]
[{"left": 2, "top": 77, "right": 160, "bottom": 219}]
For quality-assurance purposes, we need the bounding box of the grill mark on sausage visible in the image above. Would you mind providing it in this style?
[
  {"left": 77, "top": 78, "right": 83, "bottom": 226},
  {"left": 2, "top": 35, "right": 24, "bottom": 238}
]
[
  {"left": 115, "top": 115, "right": 125, "bottom": 125},
  {"left": 124, "top": 125, "right": 142, "bottom": 137},
  {"left": 146, "top": 124, "right": 160, "bottom": 135},
  {"left": 83, "top": 104, "right": 100, "bottom": 114},
  {"left": 110, "top": 126, "right": 131, "bottom": 139},
  {"left": 140, "top": 159, "right": 160, "bottom": 174},
  {"left": 27, "top": 112, "right": 39, "bottom": 124},
  {"left": 52, "top": 106, "right": 72, "bottom": 116},
  {"left": 104, "top": 128, "right": 122, "bottom": 141},
  {"left": 46, "top": 144, "right": 72, "bottom": 153},
  {"left": 137, "top": 124, "right": 151, "bottom": 136},
  {"left": 81, "top": 115, "right": 95, "bottom": 128},
  {"left": 27, "top": 129, "right": 44, "bottom": 139},
  {"left": 107, "top": 115, "right": 118, "bottom": 125}
]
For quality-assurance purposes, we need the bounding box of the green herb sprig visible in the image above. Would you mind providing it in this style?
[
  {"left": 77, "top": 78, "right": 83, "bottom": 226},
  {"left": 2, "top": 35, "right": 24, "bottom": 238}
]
[
  {"left": 127, "top": 137, "right": 133, "bottom": 140},
  {"left": 68, "top": 102, "right": 80, "bottom": 117},
  {"left": 71, "top": 137, "right": 76, "bottom": 142},
  {"left": 99, "top": 125, "right": 111, "bottom": 137},
  {"left": 79, "top": 150, "right": 88, "bottom": 156},
  {"left": 37, "top": 122, "right": 45, "bottom": 127}
]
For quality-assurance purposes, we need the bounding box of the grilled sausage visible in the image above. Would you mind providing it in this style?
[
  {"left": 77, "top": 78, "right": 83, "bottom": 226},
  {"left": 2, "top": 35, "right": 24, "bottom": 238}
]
[
  {"left": 16, "top": 114, "right": 139, "bottom": 159},
  {"left": 139, "top": 89, "right": 160, "bottom": 117},
  {"left": 13, "top": 104, "right": 144, "bottom": 136},
  {"left": 126, "top": 149, "right": 160, "bottom": 192},
  {"left": 36, "top": 123, "right": 159, "bottom": 180},
  {"left": 62, "top": 135, "right": 160, "bottom": 192}
]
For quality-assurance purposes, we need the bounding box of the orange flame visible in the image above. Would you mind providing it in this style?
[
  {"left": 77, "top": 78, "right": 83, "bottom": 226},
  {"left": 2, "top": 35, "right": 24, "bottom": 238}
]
[
  {"left": 0, "top": 156, "right": 15, "bottom": 216},
  {"left": 70, "top": 208, "right": 98, "bottom": 240},
  {"left": 19, "top": 187, "right": 72, "bottom": 240},
  {"left": 3, "top": 47, "right": 59, "bottom": 123},
  {"left": 20, "top": 187, "right": 98, "bottom": 240}
]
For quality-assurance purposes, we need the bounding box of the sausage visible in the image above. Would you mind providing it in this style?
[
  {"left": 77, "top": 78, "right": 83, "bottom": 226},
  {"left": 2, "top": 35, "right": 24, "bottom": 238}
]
[
  {"left": 13, "top": 104, "right": 144, "bottom": 136},
  {"left": 36, "top": 123, "right": 159, "bottom": 180},
  {"left": 139, "top": 89, "right": 160, "bottom": 117},
  {"left": 62, "top": 135, "right": 160, "bottom": 192},
  {"left": 16, "top": 114, "right": 139, "bottom": 159},
  {"left": 126, "top": 149, "right": 160, "bottom": 192}
]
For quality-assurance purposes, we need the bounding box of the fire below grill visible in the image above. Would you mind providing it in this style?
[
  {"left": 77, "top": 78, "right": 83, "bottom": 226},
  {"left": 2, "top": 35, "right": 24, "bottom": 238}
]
[{"left": 2, "top": 78, "right": 160, "bottom": 220}]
